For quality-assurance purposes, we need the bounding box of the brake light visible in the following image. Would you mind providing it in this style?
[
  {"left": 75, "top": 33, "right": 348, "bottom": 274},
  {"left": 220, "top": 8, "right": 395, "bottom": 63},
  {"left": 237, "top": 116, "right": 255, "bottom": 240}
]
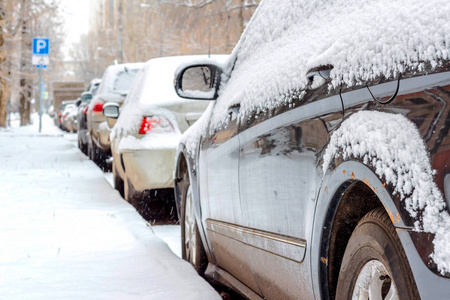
[
  {"left": 92, "top": 103, "right": 104, "bottom": 113},
  {"left": 139, "top": 116, "right": 174, "bottom": 134},
  {"left": 83, "top": 106, "right": 89, "bottom": 114},
  {"left": 58, "top": 111, "right": 62, "bottom": 117}
]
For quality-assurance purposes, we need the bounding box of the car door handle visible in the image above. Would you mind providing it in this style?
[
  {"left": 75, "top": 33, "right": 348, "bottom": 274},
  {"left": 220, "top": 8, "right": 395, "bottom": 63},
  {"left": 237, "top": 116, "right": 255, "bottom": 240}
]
[{"left": 227, "top": 104, "right": 241, "bottom": 116}]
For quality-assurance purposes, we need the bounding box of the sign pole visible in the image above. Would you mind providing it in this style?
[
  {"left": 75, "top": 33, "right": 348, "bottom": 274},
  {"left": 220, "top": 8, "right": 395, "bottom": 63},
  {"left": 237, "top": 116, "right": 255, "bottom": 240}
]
[
  {"left": 32, "top": 38, "right": 49, "bottom": 133},
  {"left": 38, "top": 65, "right": 43, "bottom": 133}
]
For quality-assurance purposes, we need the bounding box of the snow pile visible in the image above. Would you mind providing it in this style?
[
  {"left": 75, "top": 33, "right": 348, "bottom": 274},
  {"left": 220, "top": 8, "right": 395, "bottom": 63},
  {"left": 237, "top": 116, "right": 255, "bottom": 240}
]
[{"left": 322, "top": 111, "right": 450, "bottom": 274}]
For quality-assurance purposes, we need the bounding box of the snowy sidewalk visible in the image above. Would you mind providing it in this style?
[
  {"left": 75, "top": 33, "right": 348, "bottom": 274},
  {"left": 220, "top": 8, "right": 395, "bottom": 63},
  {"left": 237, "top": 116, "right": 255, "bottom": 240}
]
[{"left": 0, "top": 115, "right": 219, "bottom": 299}]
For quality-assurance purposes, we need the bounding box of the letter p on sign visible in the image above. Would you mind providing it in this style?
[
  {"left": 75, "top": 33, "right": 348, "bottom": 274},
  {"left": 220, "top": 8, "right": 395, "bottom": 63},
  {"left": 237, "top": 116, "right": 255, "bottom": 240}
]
[{"left": 33, "top": 38, "right": 49, "bottom": 55}]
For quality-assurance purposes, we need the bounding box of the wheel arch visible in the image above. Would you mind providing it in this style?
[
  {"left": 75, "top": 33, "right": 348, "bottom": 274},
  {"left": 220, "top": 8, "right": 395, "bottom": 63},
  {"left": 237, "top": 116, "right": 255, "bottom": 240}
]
[{"left": 312, "top": 161, "right": 410, "bottom": 300}]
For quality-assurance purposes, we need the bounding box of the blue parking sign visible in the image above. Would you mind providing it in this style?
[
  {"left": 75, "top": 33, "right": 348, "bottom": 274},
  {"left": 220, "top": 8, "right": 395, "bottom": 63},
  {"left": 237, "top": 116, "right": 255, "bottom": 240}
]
[{"left": 33, "top": 38, "right": 49, "bottom": 55}]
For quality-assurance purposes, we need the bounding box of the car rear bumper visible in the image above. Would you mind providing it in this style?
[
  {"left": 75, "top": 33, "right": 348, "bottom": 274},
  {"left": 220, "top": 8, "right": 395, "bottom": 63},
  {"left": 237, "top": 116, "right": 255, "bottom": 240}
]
[{"left": 121, "top": 148, "right": 176, "bottom": 192}]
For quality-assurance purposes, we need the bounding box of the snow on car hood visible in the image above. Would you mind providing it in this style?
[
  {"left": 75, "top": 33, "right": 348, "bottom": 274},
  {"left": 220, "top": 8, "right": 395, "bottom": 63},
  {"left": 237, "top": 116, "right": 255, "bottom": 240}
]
[{"left": 323, "top": 111, "right": 450, "bottom": 274}]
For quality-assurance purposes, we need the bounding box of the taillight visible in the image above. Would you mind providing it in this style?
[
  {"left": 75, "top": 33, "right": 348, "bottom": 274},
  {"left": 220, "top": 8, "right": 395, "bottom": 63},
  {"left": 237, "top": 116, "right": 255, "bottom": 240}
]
[
  {"left": 92, "top": 103, "right": 104, "bottom": 113},
  {"left": 58, "top": 111, "right": 62, "bottom": 117},
  {"left": 83, "top": 106, "right": 89, "bottom": 114},
  {"left": 139, "top": 116, "right": 174, "bottom": 135}
]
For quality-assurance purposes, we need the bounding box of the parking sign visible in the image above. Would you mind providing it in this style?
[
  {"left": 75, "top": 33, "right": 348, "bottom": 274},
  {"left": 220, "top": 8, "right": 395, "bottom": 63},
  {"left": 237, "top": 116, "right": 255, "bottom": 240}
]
[{"left": 33, "top": 38, "right": 49, "bottom": 55}]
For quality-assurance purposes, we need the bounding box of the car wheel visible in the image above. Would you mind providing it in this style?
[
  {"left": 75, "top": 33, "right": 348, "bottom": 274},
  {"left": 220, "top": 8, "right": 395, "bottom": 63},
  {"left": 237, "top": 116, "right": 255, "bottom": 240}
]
[
  {"left": 89, "top": 142, "right": 107, "bottom": 170},
  {"left": 336, "top": 208, "right": 419, "bottom": 300},
  {"left": 78, "top": 137, "right": 86, "bottom": 154},
  {"left": 113, "top": 165, "right": 125, "bottom": 198},
  {"left": 180, "top": 172, "right": 207, "bottom": 275}
]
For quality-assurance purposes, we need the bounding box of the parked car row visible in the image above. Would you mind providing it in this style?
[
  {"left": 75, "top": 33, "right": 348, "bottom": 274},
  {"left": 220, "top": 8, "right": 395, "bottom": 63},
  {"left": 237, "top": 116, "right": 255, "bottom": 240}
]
[{"left": 65, "top": 0, "right": 450, "bottom": 298}]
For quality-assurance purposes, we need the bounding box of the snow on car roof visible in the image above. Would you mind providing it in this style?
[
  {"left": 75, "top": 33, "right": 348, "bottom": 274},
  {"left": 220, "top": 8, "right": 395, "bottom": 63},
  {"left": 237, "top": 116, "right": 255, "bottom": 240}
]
[
  {"left": 185, "top": 0, "right": 450, "bottom": 153},
  {"left": 96, "top": 63, "right": 145, "bottom": 97},
  {"left": 210, "top": 0, "right": 450, "bottom": 129}
]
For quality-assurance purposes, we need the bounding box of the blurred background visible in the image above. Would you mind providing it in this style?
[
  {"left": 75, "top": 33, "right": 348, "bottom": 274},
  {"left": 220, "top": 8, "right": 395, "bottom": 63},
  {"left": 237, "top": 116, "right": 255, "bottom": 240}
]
[{"left": 0, "top": 0, "right": 260, "bottom": 127}]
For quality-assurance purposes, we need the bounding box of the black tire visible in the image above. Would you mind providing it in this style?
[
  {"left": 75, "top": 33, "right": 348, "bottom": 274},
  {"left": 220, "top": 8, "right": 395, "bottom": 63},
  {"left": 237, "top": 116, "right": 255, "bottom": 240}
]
[
  {"left": 180, "top": 170, "right": 207, "bottom": 275},
  {"left": 89, "top": 142, "right": 108, "bottom": 171},
  {"left": 78, "top": 137, "right": 87, "bottom": 155},
  {"left": 336, "top": 208, "right": 420, "bottom": 300},
  {"left": 113, "top": 165, "right": 124, "bottom": 198}
]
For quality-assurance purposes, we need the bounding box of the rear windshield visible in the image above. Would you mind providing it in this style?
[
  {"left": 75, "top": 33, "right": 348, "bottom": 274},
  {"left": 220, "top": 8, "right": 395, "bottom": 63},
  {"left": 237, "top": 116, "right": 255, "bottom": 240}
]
[{"left": 111, "top": 69, "right": 139, "bottom": 95}]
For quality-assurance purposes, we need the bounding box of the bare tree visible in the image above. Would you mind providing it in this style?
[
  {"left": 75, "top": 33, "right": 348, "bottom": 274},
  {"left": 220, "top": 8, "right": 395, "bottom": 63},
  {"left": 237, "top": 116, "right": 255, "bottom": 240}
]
[
  {"left": 0, "top": 0, "right": 6, "bottom": 127},
  {"left": 70, "top": 0, "right": 260, "bottom": 82},
  {"left": 0, "top": 0, "right": 65, "bottom": 126}
]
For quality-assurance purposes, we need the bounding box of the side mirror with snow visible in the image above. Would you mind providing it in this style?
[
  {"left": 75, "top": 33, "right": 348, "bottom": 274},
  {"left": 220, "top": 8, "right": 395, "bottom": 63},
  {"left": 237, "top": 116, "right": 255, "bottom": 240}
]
[
  {"left": 103, "top": 102, "right": 120, "bottom": 129},
  {"left": 174, "top": 64, "right": 222, "bottom": 100},
  {"left": 103, "top": 103, "right": 120, "bottom": 119}
]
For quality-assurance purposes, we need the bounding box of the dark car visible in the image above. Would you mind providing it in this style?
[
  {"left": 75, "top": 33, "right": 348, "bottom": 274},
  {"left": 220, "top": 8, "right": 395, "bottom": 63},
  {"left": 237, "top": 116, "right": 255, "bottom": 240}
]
[
  {"left": 76, "top": 92, "right": 94, "bottom": 154},
  {"left": 77, "top": 79, "right": 101, "bottom": 154},
  {"left": 172, "top": 0, "right": 450, "bottom": 299}
]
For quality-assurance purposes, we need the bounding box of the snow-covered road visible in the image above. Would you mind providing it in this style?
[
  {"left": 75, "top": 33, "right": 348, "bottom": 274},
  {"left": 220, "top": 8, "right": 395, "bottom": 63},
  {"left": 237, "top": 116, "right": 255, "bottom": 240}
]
[{"left": 0, "top": 114, "right": 220, "bottom": 299}]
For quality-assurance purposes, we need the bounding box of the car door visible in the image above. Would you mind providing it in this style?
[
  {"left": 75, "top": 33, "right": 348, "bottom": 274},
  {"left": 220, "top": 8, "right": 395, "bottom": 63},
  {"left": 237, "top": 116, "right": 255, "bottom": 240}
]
[
  {"left": 199, "top": 102, "right": 262, "bottom": 294},
  {"left": 237, "top": 83, "right": 344, "bottom": 299}
]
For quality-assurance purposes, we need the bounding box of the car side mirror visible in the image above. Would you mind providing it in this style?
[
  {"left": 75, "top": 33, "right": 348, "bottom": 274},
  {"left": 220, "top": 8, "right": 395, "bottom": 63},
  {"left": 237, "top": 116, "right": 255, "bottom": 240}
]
[
  {"left": 81, "top": 92, "right": 93, "bottom": 101},
  {"left": 75, "top": 99, "right": 82, "bottom": 107},
  {"left": 174, "top": 64, "right": 222, "bottom": 100},
  {"left": 103, "top": 102, "right": 120, "bottom": 119}
]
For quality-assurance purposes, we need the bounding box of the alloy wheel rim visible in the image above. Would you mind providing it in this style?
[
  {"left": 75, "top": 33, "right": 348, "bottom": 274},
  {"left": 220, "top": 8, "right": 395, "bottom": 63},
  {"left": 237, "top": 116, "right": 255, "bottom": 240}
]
[
  {"left": 352, "top": 260, "right": 399, "bottom": 300},
  {"left": 184, "top": 185, "right": 197, "bottom": 265}
]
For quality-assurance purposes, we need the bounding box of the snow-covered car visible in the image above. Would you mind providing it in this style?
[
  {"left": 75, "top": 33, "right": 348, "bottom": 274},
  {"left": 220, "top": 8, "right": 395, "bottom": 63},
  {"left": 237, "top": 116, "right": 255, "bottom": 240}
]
[
  {"left": 173, "top": 0, "right": 450, "bottom": 299},
  {"left": 104, "top": 55, "right": 227, "bottom": 222},
  {"left": 61, "top": 103, "right": 78, "bottom": 133},
  {"left": 87, "top": 63, "right": 143, "bottom": 170},
  {"left": 77, "top": 79, "right": 101, "bottom": 154}
]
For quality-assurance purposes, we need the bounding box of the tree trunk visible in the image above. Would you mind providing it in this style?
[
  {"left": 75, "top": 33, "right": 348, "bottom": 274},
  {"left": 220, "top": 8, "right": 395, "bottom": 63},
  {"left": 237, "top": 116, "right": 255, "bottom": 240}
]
[
  {"left": 0, "top": 0, "right": 7, "bottom": 127},
  {"left": 19, "top": 0, "right": 31, "bottom": 126}
]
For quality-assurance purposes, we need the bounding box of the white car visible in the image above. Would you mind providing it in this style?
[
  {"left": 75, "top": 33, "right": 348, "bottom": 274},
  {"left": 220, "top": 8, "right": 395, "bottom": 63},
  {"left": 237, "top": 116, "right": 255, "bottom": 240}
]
[{"left": 104, "top": 55, "right": 227, "bottom": 222}]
